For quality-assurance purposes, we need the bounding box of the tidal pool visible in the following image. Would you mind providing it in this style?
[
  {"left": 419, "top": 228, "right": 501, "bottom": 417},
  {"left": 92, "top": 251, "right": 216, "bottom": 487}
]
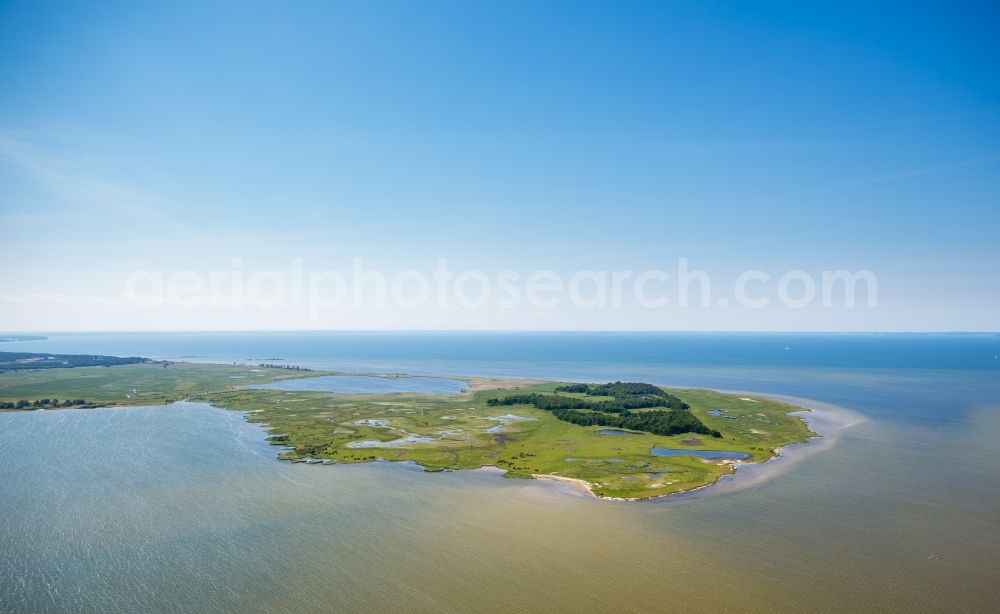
[
  {"left": 707, "top": 409, "right": 737, "bottom": 420},
  {"left": 346, "top": 434, "right": 436, "bottom": 448},
  {"left": 596, "top": 428, "right": 638, "bottom": 436},
  {"left": 650, "top": 447, "right": 751, "bottom": 460}
]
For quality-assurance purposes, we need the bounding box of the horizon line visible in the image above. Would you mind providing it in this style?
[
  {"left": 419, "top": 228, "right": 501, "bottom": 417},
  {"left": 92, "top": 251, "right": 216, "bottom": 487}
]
[{"left": 3, "top": 329, "right": 999, "bottom": 335}]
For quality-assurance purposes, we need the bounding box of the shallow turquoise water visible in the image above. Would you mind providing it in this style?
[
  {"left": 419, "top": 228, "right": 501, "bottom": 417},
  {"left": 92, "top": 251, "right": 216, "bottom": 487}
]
[{"left": 1, "top": 332, "right": 998, "bottom": 613}]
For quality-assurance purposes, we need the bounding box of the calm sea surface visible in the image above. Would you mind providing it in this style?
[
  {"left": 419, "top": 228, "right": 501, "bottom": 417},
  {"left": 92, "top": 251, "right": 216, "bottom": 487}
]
[{"left": 1, "top": 332, "right": 998, "bottom": 613}]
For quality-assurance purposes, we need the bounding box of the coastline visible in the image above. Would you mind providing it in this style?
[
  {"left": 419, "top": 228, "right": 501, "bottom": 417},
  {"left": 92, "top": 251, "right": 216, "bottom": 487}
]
[
  {"left": 526, "top": 391, "right": 864, "bottom": 502},
  {"left": 654, "top": 391, "right": 865, "bottom": 501}
]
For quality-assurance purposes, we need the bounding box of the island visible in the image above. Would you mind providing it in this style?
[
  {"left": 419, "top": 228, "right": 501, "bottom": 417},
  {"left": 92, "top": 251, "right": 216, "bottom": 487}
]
[
  {"left": 0, "top": 354, "right": 816, "bottom": 500},
  {"left": 0, "top": 335, "right": 47, "bottom": 342},
  {"left": 0, "top": 350, "right": 149, "bottom": 372}
]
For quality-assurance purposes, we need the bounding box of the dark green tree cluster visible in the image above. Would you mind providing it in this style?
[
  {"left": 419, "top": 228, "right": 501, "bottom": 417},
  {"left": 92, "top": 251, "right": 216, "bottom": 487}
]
[
  {"left": 552, "top": 383, "right": 590, "bottom": 393},
  {"left": 0, "top": 351, "right": 147, "bottom": 372},
  {"left": 487, "top": 392, "right": 670, "bottom": 413},
  {"left": 488, "top": 382, "right": 721, "bottom": 438},
  {"left": 231, "top": 361, "right": 310, "bottom": 371},
  {"left": 556, "top": 381, "right": 682, "bottom": 402},
  {"left": 548, "top": 408, "right": 721, "bottom": 437},
  {"left": 488, "top": 388, "right": 687, "bottom": 413},
  {"left": 0, "top": 398, "right": 88, "bottom": 410}
]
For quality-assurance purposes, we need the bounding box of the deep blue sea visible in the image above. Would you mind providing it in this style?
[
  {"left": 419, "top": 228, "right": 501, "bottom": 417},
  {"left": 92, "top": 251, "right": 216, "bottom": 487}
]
[{"left": 7, "top": 331, "right": 998, "bottom": 424}]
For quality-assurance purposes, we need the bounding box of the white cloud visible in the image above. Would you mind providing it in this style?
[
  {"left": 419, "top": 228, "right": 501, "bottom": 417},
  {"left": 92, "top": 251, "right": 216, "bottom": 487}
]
[
  {"left": 813, "top": 155, "right": 1000, "bottom": 193},
  {"left": 0, "top": 128, "right": 181, "bottom": 225}
]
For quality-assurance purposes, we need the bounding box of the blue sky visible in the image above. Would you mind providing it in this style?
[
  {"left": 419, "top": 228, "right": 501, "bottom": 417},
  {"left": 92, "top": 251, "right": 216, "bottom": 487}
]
[{"left": 1, "top": 0, "right": 998, "bottom": 331}]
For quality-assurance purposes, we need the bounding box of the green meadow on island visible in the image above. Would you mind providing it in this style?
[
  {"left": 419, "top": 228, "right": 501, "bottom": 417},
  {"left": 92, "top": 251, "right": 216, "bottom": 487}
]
[{"left": 0, "top": 352, "right": 815, "bottom": 500}]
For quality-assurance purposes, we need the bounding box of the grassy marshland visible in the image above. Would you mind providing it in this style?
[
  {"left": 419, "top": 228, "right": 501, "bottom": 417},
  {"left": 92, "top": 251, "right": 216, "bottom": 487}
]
[{"left": 0, "top": 362, "right": 815, "bottom": 500}]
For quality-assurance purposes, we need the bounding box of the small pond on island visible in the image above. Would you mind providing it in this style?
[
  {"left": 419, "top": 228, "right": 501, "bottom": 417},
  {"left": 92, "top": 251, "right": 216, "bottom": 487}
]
[{"left": 649, "top": 448, "right": 751, "bottom": 460}]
